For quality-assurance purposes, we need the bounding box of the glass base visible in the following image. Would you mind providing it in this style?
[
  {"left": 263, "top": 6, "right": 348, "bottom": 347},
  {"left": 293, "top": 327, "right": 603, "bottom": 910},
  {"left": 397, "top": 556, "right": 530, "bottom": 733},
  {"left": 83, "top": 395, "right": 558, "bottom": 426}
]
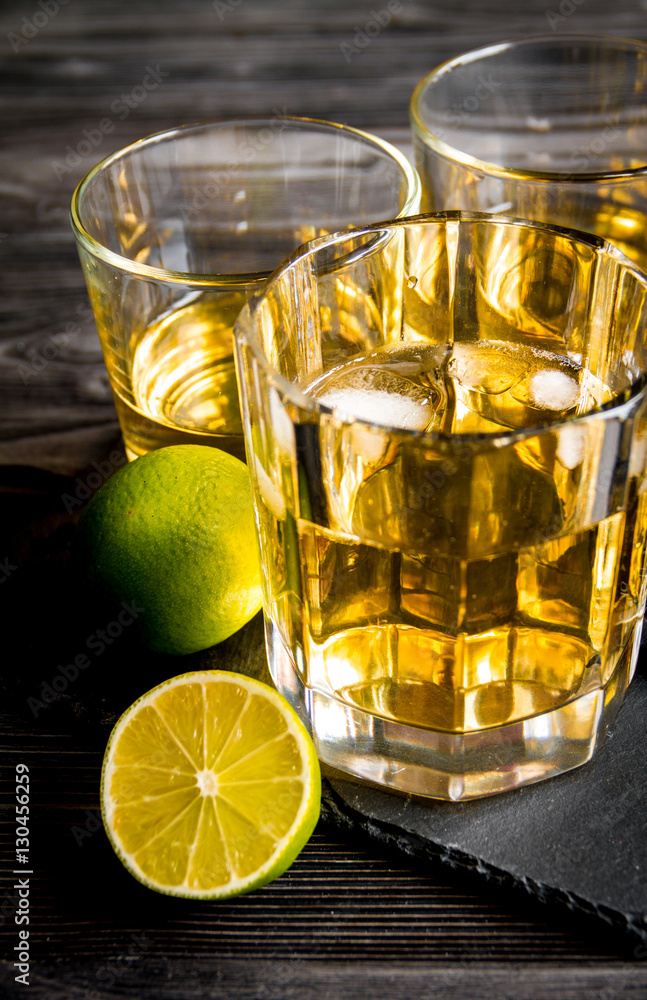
[{"left": 266, "top": 619, "right": 641, "bottom": 800}]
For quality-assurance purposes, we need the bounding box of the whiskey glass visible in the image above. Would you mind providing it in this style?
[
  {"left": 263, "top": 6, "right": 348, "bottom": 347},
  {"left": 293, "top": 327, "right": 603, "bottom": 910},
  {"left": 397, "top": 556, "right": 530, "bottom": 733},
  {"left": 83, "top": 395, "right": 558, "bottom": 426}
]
[
  {"left": 410, "top": 36, "right": 647, "bottom": 271},
  {"left": 234, "top": 212, "right": 647, "bottom": 800},
  {"left": 71, "top": 117, "right": 420, "bottom": 460}
]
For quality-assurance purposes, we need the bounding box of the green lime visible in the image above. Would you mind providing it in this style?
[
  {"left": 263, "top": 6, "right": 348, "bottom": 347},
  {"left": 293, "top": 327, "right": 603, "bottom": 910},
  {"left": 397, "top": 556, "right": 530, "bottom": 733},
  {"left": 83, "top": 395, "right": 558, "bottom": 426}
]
[
  {"left": 77, "top": 445, "right": 262, "bottom": 655},
  {"left": 101, "top": 670, "right": 321, "bottom": 898}
]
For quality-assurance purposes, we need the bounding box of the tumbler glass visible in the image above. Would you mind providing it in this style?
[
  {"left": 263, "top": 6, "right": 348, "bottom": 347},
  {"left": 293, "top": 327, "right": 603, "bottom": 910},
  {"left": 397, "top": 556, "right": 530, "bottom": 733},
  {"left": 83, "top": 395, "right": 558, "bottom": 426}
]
[
  {"left": 410, "top": 36, "right": 647, "bottom": 271},
  {"left": 70, "top": 117, "right": 420, "bottom": 461},
  {"left": 234, "top": 212, "right": 647, "bottom": 800}
]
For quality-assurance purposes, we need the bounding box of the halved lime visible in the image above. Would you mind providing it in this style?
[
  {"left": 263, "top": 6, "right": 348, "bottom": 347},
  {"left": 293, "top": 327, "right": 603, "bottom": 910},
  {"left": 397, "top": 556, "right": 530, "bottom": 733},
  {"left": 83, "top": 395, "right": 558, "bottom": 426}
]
[{"left": 101, "top": 670, "right": 321, "bottom": 898}]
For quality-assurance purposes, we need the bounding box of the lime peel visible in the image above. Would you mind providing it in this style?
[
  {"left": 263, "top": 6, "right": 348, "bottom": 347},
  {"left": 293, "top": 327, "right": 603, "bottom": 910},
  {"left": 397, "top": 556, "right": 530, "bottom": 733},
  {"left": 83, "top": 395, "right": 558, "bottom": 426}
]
[
  {"left": 101, "top": 670, "right": 321, "bottom": 899},
  {"left": 77, "top": 445, "right": 263, "bottom": 655}
]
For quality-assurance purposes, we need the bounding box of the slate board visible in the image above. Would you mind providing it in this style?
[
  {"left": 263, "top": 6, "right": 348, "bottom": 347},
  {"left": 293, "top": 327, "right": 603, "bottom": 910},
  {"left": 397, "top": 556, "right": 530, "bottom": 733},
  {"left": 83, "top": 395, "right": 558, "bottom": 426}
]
[{"left": 319, "top": 665, "right": 647, "bottom": 945}]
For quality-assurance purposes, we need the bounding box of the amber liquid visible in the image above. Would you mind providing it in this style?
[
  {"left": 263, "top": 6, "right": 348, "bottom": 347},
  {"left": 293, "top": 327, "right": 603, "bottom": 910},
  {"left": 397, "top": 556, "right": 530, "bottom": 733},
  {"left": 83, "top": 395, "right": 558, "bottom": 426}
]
[
  {"left": 110, "top": 292, "right": 247, "bottom": 461},
  {"left": 416, "top": 136, "right": 647, "bottom": 274},
  {"left": 110, "top": 219, "right": 333, "bottom": 462},
  {"left": 261, "top": 341, "right": 647, "bottom": 734}
]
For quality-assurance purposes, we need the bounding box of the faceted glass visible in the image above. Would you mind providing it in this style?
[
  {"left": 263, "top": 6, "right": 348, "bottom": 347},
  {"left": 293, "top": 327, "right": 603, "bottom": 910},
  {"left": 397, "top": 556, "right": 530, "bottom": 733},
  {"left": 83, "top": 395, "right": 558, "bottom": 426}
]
[{"left": 234, "top": 212, "right": 647, "bottom": 800}]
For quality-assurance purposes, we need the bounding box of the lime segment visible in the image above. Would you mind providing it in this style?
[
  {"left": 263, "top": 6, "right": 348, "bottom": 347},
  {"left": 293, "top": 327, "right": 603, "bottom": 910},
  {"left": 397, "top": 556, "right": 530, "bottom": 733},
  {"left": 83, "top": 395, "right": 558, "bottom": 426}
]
[{"left": 101, "top": 670, "right": 321, "bottom": 898}]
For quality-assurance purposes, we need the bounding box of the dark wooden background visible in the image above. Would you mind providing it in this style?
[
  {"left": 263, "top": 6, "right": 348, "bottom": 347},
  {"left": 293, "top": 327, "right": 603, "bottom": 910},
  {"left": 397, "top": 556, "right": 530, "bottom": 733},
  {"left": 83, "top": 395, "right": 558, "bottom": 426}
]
[{"left": 2, "top": 1, "right": 647, "bottom": 997}]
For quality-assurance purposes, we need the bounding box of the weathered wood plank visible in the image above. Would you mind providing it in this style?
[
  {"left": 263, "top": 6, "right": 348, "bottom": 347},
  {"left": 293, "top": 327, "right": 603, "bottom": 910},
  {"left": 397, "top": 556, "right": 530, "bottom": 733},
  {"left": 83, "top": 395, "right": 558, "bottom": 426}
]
[{"left": 2, "top": 3, "right": 647, "bottom": 996}]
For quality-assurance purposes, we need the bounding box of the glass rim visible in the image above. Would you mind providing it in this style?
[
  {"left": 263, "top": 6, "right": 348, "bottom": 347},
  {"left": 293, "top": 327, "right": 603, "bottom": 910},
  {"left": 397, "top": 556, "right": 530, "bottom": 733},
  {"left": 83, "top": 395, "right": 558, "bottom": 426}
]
[
  {"left": 238, "top": 209, "right": 647, "bottom": 446},
  {"left": 410, "top": 33, "right": 647, "bottom": 184},
  {"left": 69, "top": 115, "right": 421, "bottom": 288}
]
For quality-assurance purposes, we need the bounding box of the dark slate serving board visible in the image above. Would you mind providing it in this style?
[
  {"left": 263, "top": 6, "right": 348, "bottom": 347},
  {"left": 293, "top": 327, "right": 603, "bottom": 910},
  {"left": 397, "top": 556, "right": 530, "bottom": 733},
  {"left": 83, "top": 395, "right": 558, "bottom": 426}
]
[{"left": 319, "top": 666, "right": 647, "bottom": 945}]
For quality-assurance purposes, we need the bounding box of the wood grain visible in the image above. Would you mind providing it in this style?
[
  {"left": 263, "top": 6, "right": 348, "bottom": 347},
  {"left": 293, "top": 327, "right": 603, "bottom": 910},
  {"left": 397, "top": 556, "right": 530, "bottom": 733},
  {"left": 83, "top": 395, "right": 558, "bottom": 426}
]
[
  {"left": 2, "top": 1, "right": 647, "bottom": 996},
  {"left": 1, "top": 0, "right": 646, "bottom": 472}
]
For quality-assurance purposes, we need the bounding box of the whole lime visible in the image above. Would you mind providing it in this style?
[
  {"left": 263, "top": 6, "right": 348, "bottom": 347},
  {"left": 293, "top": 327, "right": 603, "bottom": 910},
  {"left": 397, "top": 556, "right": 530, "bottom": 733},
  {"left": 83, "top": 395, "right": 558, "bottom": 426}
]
[{"left": 77, "top": 445, "right": 263, "bottom": 655}]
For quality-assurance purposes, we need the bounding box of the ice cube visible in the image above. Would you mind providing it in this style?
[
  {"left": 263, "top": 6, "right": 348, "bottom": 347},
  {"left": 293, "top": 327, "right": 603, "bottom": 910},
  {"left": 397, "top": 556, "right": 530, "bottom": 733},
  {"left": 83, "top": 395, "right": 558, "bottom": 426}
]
[
  {"left": 556, "top": 424, "right": 586, "bottom": 470},
  {"left": 448, "top": 344, "right": 526, "bottom": 394},
  {"left": 311, "top": 355, "right": 439, "bottom": 432},
  {"left": 317, "top": 387, "right": 431, "bottom": 431},
  {"left": 349, "top": 425, "right": 389, "bottom": 462},
  {"left": 577, "top": 368, "right": 613, "bottom": 412},
  {"left": 527, "top": 369, "right": 579, "bottom": 411},
  {"left": 629, "top": 433, "right": 647, "bottom": 482},
  {"left": 252, "top": 454, "right": 286, "bottom": 519},
  {"left": 269, "top": 389, "right": 294, "bottom": 454}
]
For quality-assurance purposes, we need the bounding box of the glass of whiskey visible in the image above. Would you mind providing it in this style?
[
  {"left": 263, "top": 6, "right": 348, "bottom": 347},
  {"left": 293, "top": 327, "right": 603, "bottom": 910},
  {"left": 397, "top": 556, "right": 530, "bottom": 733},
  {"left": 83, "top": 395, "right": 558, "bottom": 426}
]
[
  {"left": 70, "top": 117, "right": 420, "bottom": 461},
  {"left": 234, "top": 212, "right": 647, "bottom": 800},
  {"left": 410, "top": 37, "right": 647, "bottom": 273}
]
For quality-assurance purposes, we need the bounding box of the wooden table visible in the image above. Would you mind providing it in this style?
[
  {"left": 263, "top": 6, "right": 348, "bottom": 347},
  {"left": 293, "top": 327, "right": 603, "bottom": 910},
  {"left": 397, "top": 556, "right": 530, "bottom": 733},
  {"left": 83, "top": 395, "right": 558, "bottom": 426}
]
[{"left": 2, "top": 1, "right": 647, "bottom": 996}]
